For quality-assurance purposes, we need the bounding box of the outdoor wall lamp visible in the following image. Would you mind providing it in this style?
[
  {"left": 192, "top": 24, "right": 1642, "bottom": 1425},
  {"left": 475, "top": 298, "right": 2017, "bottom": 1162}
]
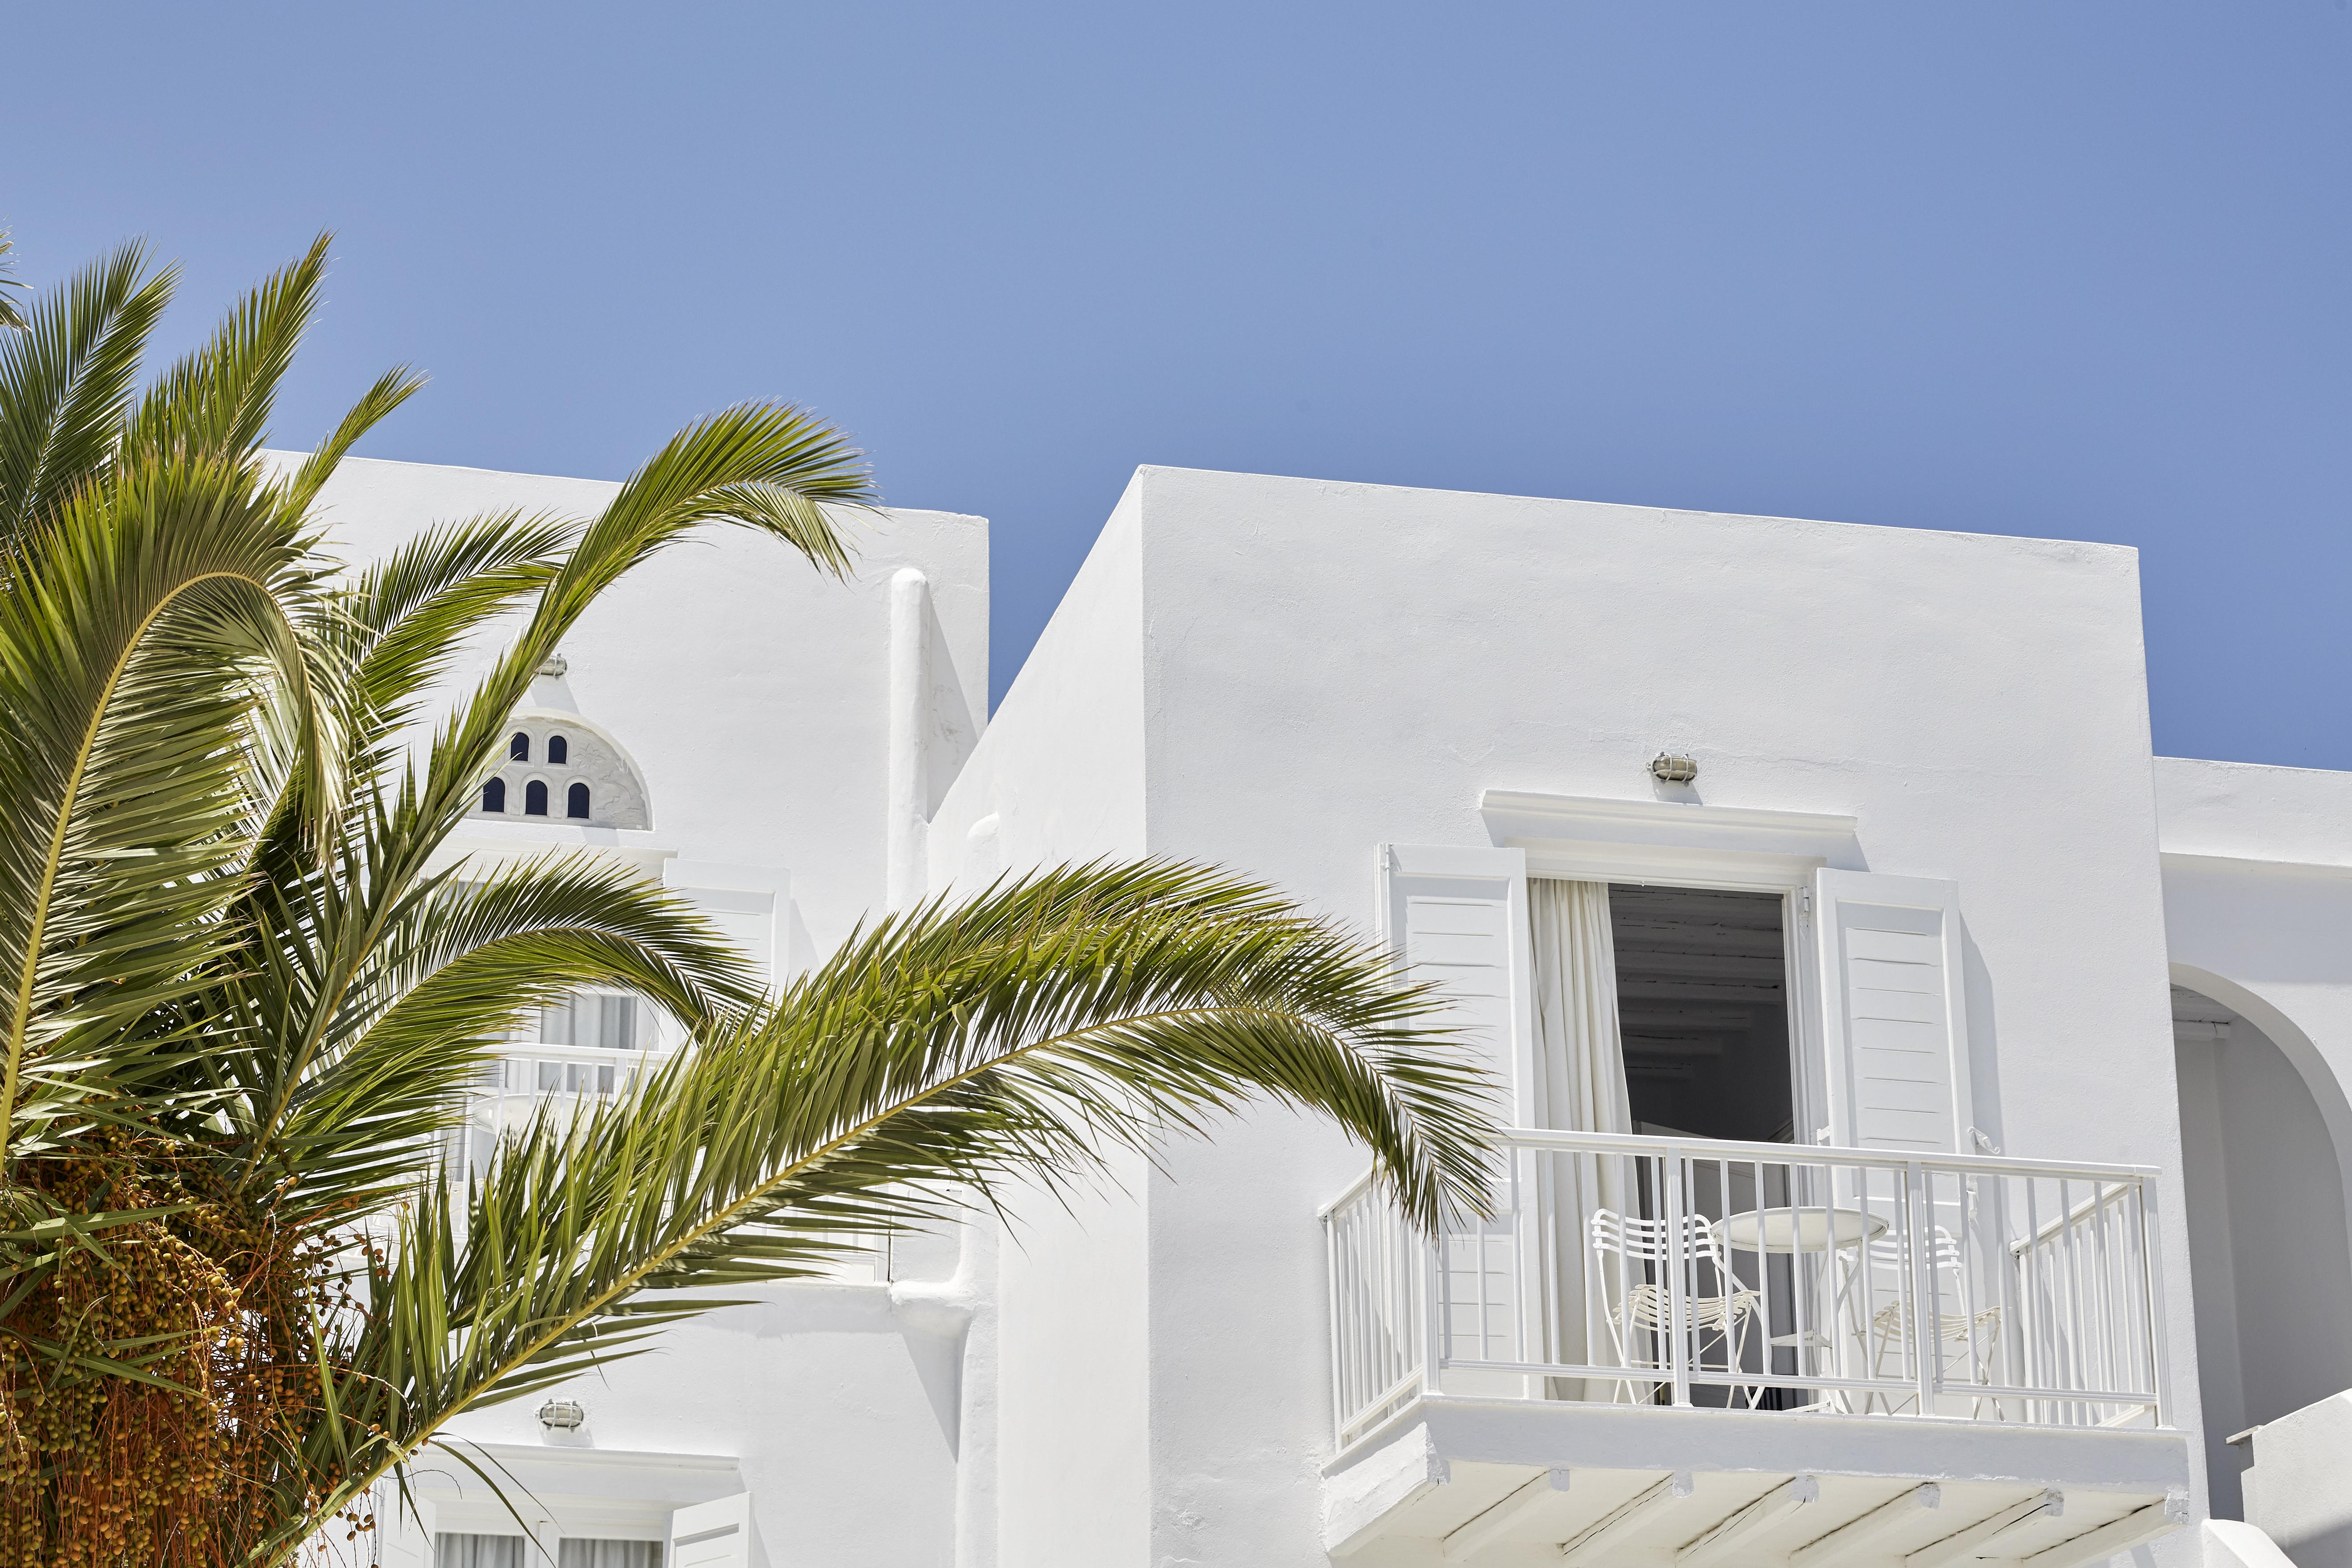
[
  {"left": 537, "top": 1399, "right": 586, "bottom": 1431},
  {"left": 1650, "top": 753, "right": 1699, "bottom": 783}
]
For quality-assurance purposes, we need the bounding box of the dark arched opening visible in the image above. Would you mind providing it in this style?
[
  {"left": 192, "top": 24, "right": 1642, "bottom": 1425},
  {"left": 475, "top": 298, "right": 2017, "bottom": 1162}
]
[
  {"left": 566, "top": 782, "right": 590, "bottom": 819},
  {"left": 524, "top": 780, "right": 549, "bottom": 815},
  {"left": 548, "top": 734, "right": 569, "bottom": 764},
  {"left": 481, "top": 778, "right": 506, "bottom": 813},
  {"left": 509, "top": 732, "right": 530, "bottom": 761}
]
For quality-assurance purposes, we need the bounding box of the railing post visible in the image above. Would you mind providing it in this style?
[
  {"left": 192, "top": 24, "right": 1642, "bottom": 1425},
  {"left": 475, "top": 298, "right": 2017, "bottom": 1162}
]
[
  {"left": 2138, "top": 1177, "right": 2170, "bottom": 1428},
  {"left": 1421, "top": 1209, "right": 1444, "bottom": 1400},
  {"left": 1664, "top": 1150, "right": 1691, "bottom": 1407},
  {"left": 1908, "top": 1161, "right": 1936, "bottom": 1417}
]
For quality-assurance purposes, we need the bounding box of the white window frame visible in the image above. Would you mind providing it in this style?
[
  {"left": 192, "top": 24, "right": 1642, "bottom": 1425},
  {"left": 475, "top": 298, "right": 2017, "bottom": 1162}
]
[
  {"left": 403, "top": 1446, "right": 744, "bottom": 1568},
  {"left": 1479, "top": 789, "right": 1861, "bottom": 1144}
]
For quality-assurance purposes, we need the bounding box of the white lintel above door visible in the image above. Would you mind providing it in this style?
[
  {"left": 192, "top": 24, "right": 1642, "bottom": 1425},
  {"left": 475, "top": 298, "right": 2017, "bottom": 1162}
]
[{"left": 1478, "top": 789, "right": 1862, "bottom": 888}]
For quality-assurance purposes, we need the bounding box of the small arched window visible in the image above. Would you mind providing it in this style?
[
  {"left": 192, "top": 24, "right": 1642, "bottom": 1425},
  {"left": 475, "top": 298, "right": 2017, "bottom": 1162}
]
[
  {"left": 548, "top": 734, "right": 569, "bottom": 764},
  {"left": 509, "top": 732, "right": 530, "bottom": 761},
  {"left": 524, "top": 780, "right": 549, "bottom": 815},
  {"left": 567, "top": 782, "right": 591, "bottom": 819},
  {"left": 482, "top": 778, "right": 507, "bottom": 813}
]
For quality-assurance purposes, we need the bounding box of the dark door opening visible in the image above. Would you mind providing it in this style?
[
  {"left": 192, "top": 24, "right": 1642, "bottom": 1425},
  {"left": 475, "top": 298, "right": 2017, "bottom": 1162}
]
[
  {"left": 1606, "top": 883, "right": 1801, "bottom": 1409},
  {"left": 1609, "top": 884, "right": 1795, "bottom": 1144}
]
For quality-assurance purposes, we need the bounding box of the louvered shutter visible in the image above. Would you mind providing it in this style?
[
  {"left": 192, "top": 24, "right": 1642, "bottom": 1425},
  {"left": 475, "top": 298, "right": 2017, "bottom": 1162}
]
[
  {"left": 667, "top": 1494, "right": 754, "bottom": 1568},
  {"left": 1381, "top": 844, "right": 1538, "bottom": 1395},
  {"left": 1812, "top": 869, "right": 1972, "bottom": 1154},
  {"left": 1379, "top": 844, "right": 1534, "bottom": 1123}
]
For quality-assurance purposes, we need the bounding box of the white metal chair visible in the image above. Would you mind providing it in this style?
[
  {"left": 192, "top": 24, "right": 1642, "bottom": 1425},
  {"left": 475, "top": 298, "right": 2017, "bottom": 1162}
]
[
  {"left": 1588, "top": 1209, "right": 1763, "bottom": 1406},
  {"left": 1861, "top": 1226, "right": 2005, "bottom": 1417}
]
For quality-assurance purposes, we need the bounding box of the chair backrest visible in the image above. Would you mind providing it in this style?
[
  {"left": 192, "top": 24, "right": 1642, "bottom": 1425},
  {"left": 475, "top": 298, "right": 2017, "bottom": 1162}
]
[
  {"left": 1587, "top": 1210, "right": 1742, "bottom": 1298},
  {"left": 1866, "top": 1225, "right": 1966, "bottom": 1275}
]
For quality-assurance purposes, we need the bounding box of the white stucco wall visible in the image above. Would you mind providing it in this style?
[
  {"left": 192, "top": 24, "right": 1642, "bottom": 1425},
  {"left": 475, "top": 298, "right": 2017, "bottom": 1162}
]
[
  {"left": 965, "top": 466, "right": 2200, "bottom": 1562},
  {"left": 928, "top": 481, "right": 1152, "bottom": 1568}
]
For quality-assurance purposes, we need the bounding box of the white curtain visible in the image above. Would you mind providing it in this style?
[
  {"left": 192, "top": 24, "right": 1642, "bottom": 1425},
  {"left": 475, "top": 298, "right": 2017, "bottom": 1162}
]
[
  {"left": 1528, "top": 878, "right": 1633, "bottom": 1400},
  {"left": 557, "top": 1542, "right": 662, "bottom": 1568},
  {"left": 437, "top": 1536, "right": 524, "bottom": 1568}
]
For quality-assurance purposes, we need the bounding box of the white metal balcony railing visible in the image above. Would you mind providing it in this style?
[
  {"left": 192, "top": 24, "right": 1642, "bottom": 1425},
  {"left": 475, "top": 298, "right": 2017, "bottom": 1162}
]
[
  {"left": 480, "top": 1040, "right": 668, "bottom": 1102},
  {"left": 1324, "top": 1130, "right": 2165, "bottom": 1450}
]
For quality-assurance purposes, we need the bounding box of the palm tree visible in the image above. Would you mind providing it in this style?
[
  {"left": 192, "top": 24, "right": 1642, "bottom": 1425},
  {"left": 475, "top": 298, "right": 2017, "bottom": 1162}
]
[{"left": 0, "top": 237, "right": 1498, "bottom": 1566}]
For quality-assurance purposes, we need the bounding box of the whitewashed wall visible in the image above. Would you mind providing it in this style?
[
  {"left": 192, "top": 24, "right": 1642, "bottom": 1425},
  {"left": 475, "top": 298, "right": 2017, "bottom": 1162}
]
[
  {"left": 926, "top": 483, "right": 1152, "bottom": 1568},
  {"left": 932, "top": 466, "right": 2199, "bottom": 1564}
]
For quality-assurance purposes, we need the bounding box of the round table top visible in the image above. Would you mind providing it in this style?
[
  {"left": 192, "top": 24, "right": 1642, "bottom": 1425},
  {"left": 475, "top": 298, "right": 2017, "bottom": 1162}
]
[{"left": 1719, "top": 1206, "right": 1888, "bottom": 1253}]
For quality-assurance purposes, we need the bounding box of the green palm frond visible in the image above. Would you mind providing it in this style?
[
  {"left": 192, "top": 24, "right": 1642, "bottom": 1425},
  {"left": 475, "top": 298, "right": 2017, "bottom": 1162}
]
[
  {"left": 223, "top": 853, "right": 763, "bottom": 1220},
  {"left": 121, "top": 233, "right": 331, "bottom": 469},
  {"left": 0, "top": 232, "right": 25, "bottom": 332},
  {"left": 278, "top": 362, "right": 428, "bottom": 518},
  {"left": 409, "top": 402, "right": 872, "bottom": 846},
  {"left": 215, "top": 408, "right": 874, "bottom": 1198},
  {"left": 282, "top": 863, "right": 1495, "bottom": 1543},
  {"left": 0, "top": 453, "right": 335, "bottom": 1160},
  {"left": 323, "top": 510, "right": 573, "bottom": 774},
  {"left": 0, "top": 241, "right": 177, "bottom": 541}
]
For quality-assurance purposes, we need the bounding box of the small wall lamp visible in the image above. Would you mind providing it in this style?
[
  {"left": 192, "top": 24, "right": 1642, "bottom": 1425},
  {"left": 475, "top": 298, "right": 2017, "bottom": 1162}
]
[
  {"left": 537, "top": 1399, "right": 586, "bottom": 1431},
  {"left": 1650, "top": 753, "right": 1699, "bottom": 784}
]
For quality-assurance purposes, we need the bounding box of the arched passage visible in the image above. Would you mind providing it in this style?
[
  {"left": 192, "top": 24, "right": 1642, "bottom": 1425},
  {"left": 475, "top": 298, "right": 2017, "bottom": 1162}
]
[{"left": 2173, "top": 975, "right": 2352, "bottom": 1519}]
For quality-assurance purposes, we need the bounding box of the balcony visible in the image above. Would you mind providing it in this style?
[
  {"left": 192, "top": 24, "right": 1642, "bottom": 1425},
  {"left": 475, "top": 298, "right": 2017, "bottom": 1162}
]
[{"left": 1321, "top": 1131, "right": 2192, "bottom": 1566}]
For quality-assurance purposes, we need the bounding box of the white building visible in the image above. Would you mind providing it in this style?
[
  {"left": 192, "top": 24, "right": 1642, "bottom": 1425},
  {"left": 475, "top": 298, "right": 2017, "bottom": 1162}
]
[{"left": 303, "top": 455, "right": 2352, "bottom": 1568}]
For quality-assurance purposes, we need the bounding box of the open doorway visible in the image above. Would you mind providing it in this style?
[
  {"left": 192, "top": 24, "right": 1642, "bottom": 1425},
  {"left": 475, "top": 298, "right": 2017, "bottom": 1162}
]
[
  {"left": 1608, "top": 884, "right": 1796, "bottom": 1144},
  {"left": 1598, "top": 883, "right": 1801, "bottom": 1409}
]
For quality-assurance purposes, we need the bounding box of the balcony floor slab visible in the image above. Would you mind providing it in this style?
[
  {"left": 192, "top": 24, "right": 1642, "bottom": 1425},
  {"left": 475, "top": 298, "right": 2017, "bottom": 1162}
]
[{"left": 1323, "top": 1399, "right": 2192, "bottom": 1567}]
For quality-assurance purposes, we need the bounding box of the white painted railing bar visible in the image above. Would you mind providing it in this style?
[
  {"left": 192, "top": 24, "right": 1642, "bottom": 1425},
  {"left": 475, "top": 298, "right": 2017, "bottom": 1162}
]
[
  {"left": 1467, "top": 1127, "right": 2161, "bottom": 1182},
  {"left": 1324, "top": 1130, "right": 2165, "bottom": 1450}
]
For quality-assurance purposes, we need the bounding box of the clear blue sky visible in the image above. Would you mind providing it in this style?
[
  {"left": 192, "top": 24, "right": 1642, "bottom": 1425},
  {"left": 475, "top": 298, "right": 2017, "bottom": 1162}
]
[{"left": 14, "top": 4, "right": 2350, "bottom": 762}]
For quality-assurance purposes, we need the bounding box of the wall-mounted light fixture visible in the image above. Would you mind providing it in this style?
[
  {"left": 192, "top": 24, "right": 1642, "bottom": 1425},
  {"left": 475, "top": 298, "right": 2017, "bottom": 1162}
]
[
  {"left": 537, "top": 1399, "right": 586, "bottom": 1431},
  {"left": 1650, "top": 753, "right": 1699, "bottom": 784}
]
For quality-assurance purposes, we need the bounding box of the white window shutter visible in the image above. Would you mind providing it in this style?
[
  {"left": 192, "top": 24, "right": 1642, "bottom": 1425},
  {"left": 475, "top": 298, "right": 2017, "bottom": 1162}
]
[
  {"left": 667, "top": 1493, "right": 754, "bottom": 1568},
  {"left": 662, "top": 862, "right": 790, "bottom": 988},
  {"left": 1379, "top": 844, "right": 1534, "bottom": 1123},
  {"left": 1812, "top": 869, "right": 1972, "bottom": 1154}
]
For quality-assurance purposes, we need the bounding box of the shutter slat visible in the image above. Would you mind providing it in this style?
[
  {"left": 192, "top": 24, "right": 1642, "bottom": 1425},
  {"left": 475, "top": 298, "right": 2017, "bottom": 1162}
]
[{"left": 668, "top": 1495, "right": 754, "bottom": 1568}]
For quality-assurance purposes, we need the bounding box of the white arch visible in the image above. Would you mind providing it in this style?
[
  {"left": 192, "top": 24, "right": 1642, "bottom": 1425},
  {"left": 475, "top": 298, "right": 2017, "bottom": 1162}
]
[{"left": 2171, "top": 960, "right": 2352, "bottom": 1280}]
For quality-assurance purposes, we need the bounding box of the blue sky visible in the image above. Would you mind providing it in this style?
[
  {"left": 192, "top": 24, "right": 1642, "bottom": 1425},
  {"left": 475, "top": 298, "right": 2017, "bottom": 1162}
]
[{"left": 13, "top": 4, "right": 2351, "bottom": 762}]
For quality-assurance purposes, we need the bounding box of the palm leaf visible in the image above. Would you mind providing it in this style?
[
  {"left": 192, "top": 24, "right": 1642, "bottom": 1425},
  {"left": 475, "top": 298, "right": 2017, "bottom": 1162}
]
[
  {"left": 236, "top": 854, "right": 763, "bottom": 1222},
  {"left": 0, "top": 452, "right": 335, "bottom": 1163},
  {"left": 278, "top": 863, "right": 1497, "bottom": 1545},
  {"left": 121, "top": 233, "right": 331, "bottom": 468},
  {"left": 221, "top": 406, "right": 875, "bottom": 1188},
  {"left": 0, "top": 241, "right": 177, "bottom": 542},
  {"left": 0, "top": 230, "right": 25, "bottom": 332}
]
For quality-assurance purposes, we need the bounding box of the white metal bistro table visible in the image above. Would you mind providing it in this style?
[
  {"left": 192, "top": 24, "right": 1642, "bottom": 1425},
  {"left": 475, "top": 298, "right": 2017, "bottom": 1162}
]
[
  {"left": 1717, "top": 1207, "right": 1890, "bottom": 1389},
  {"left": 1717, "top": 1206, "right": 1888, "bottom": 1254}
]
